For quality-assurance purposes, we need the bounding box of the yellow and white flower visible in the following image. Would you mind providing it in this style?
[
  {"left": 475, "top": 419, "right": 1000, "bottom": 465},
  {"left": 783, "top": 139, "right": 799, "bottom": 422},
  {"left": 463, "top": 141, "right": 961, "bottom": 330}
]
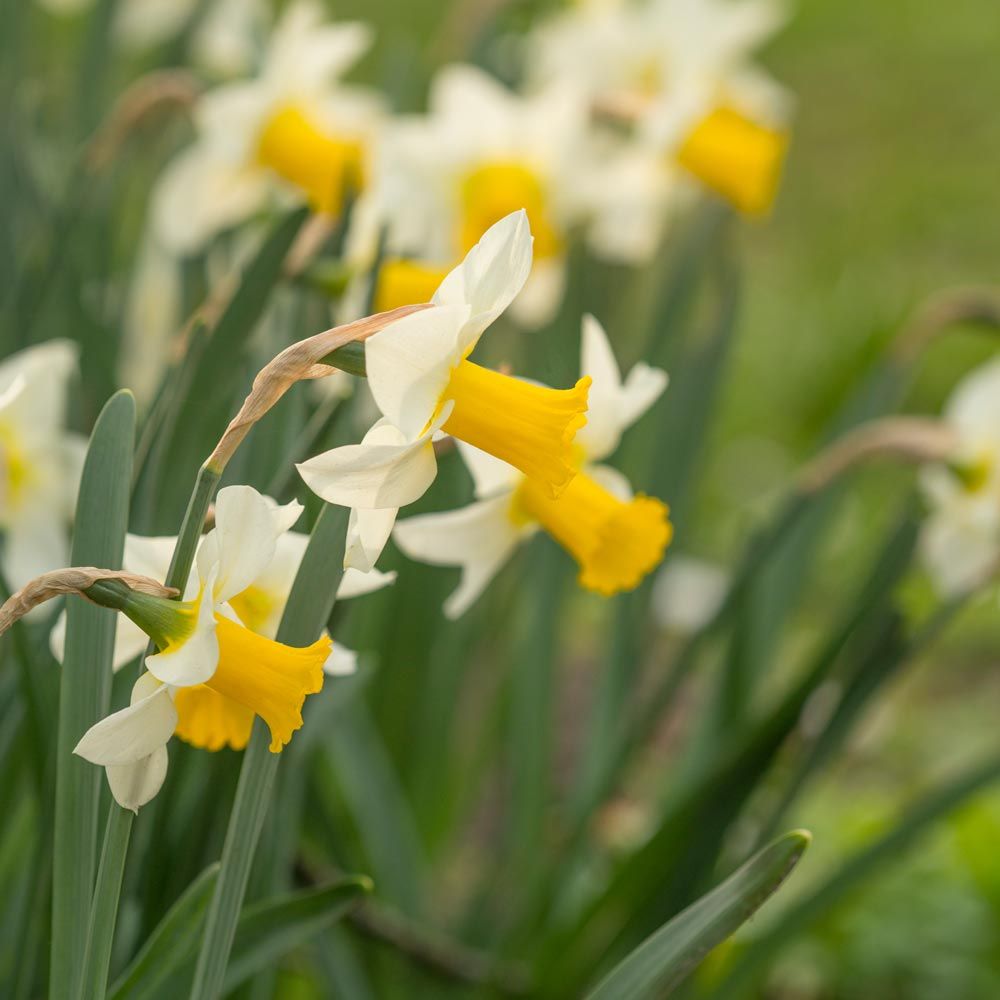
[
  {"left": 72, "top": 485, "right": 388, "bottom": 811},
  {"left": 51, "top": 511, "right": 393, "bottom": 676},
  {"left": 392, "top": 314, "right": 672, "bottom": 616},
  {"left": 298, "top": 211, "right": 593, "bottom": 572},
  {"left": 0, "top": 341, "right": 84, "bottom": 594},
  {"left": 351, "top": 65, "right": 592, "bottom": 325},
  {"left": 151, "top": 0, "right": 379, "bottom": 256},
  {"left": 919, "top": 357, "right": 1000, "bottom": 597},
  {"left": 530, "top": 0, "right": 791, "bottom": 225}
]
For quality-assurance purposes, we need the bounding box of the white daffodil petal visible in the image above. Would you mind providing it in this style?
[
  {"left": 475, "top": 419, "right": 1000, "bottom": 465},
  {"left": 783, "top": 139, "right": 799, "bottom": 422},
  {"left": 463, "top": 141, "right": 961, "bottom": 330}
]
[
  {"left": 298, "top": 405, "right": 452, "bottom": 510},
  {"left": 620, "top": 362, "right": 669, "bottom": 430},
  {"left": 433, "top": 210, "right": 534, "bottom": 351},
  {"left": 920, "top": 505, "right": 1000, "bottom": 599},
  {"left": 345, "top": 506, "right": 399, "bottom": 571},
  {"left": 124, "top": 534, "right": 179, "bottom": 584},
  {"left": 152, "top": 143, "right": 269, "bottom": 255},
  {"left": 0, "top": 339, "right": 78, "bottom": 435},
  {"left": 324, "top": 643, "right": 359, "bottom": 676},
  {"left": 507, "top": 258, "right": 565, "bottom": 331},
  {"left": 653, "top": 556, "right": 730, "bottom": 634},
  {"left": 393, "top": 494, "right": 527, "bottom": 619},
  {"left": 577, "top": 313, "right": 627, "bottom": 459},
  {"left": 338, "top": 566, "right": 397, "bottom": 599},
  {"left": 577, "top": 314, "right": 668, "bottom": 461},
  {"left": 364, "top": 304, "right": 469, "bottom": 438},
  {"left": 206, "top": 486, "right": 303, "bottom": 605},
  {"left": 3, "top": 509, "right": 71, "bottom": 593},
  {"left": 456, "top": 441, "right": 522, "bottom": 500},
  {"left": 146, "top": 581, "right": 220, "bottom": 687},
  {"left": 946, "top": 356, "right": 1000, "bottom": 445},
  {"left": 74, "top": 675, "right": 177, "bottom": 767},
  {"left": 588, "top": 464, "right": 634, "bottom": 501},
  {"left": 106, "top": 746, "right": 169, "bottom": 813}
]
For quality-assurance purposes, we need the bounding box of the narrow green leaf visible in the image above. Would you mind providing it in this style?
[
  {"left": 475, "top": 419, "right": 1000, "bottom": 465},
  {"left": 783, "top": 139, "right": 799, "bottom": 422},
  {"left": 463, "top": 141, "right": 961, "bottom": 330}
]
[
  {"left": 222, "top": 877, "right": 371, "bottom": 991},
  {"left": 108, "top": 864, "right": 220, "bottom": 1000},
  {"left": 77, "top": 806, "right": 134, "bottom": 1000},
  {"left": 189, "top": 503, "right": 350, "bottom": 1000},
  {"left": 51, "top": 389, "right": 135, "bottom": 1000},
  {"left": 320, "top": 705, "right": 428, "bottom": 915},
  {"left": 506, "top": 541, "right": 567, "bottom": 887},
  {"left": 159, "top": 208, "right": 308, "bottom": 522},
  {"left": 109, "top": 870, "right": 368, "bottom": 999},
  {"left": 713, "top": 753, "right": 1000, "bottom": 998},
  {"left": 585, "top": 831, "right": 810, "bottom": 999}
]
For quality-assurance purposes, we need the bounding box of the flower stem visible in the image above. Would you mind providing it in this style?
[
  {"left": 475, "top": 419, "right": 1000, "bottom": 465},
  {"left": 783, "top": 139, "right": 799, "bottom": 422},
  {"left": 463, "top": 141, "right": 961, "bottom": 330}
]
[
  {"left": 189, "top": 504, "right": 348, "bottom": 1000},
  {"left": 77, "top": 461, "right": 220, "bottom": 1000},
  {"left": 76, "top": 807, "right": 133, "bottom": 1000}
]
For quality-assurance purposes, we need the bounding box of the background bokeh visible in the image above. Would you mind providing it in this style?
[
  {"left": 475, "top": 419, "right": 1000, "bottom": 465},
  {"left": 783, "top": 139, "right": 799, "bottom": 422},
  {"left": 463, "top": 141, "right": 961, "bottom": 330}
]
[{"left": 3, "top": 0, "right": 999, "bottom": 996}]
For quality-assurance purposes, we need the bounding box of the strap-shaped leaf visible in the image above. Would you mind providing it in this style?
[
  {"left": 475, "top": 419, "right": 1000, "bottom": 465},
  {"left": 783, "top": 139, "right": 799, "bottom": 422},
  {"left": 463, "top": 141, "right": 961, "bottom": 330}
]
[
  {"left": 222, "top": 877, "right": 371, "bottom": 991},
  {"left": 51, "top": 390, "right": 134, "bottom": 999},
  {"left": 108, "top": 864, "right": 220, "bottom": 1000},
  {"left": 108, "top": 870, "right": 368, "bottom": 1000},
  {"left": 585, "top": 831, "right": 810, "bottom": 1000},
  {"left": 158, "top": 207, "right": 308, "bottom": 522}
]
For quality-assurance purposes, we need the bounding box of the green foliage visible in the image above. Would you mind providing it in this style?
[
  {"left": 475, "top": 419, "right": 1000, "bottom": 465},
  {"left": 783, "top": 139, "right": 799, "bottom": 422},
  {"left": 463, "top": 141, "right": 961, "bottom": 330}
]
[
  {"left": 2, "top": 2, "right": 1000, "bottom": 998},
  {"left": 586, "top": 831, "right": 810, "bottom": 999},
  {"left": 51, "top": 390, "right": 134, "bottom": 999}
]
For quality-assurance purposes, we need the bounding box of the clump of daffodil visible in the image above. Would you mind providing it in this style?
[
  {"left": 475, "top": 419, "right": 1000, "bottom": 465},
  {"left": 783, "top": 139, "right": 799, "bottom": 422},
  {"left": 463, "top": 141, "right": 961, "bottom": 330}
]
[
  {"left": 0, "top": 341, "right": 84, "bottom": 594},
  {"left": 72, "top": 485, "right": 375, "bottom": 812},
  {"left": 919, "top": 357, "right": 1000, "bottom": 597},
  {"left": 392, "top": 315, "right": 672, "bottom": 616},
  {"left": 150, "top": 0, "right": 380, "bottom": 257},
  {"left": 529, "top": 0, "right": 791, "bottom": 241},
  {"left": 297, "top": 211, "right": 593, "bottom": 572},
  {"left": 344, "top": 65, "right": 593, "bottom": 326}
]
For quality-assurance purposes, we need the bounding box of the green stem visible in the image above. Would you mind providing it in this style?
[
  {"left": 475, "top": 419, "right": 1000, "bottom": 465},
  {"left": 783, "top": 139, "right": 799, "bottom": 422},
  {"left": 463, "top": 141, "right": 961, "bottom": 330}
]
[
  {"left": 166, "top": 463, "right": 223, "bottom": 590},
  {"left": 189, "top": 504, "right": 348, "bottom": 1000},
  {"left": 76, "top": 808, "right": 134, "bottom": 1000},
  {"left": 78, "top": 461, "right": 221, "bottom": 1000},
  {"left": 320, "top": 340, "right": 367, "bottom": 376},
  {"left": 189, "top": 728, "right": 279, "bottom": 1000}
]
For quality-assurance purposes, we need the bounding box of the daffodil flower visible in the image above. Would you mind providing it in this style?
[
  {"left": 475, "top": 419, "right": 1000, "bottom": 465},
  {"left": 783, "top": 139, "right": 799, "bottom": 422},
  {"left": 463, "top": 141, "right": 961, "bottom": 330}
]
[
  {"left": 392, "top": 315, "right": 672, "bottom": 617},
  {"left": 919, "top": 357, "right": 1000, "bottom": 596},
  {"left": 530, "top": 0, "right": 790, "bottom": 227},
  {"left": 298, "top": 211, "right": 593, "bottom": 571},
  {"left": 151, "top": 0, "right": 379, "bottom": 256},
  {"left": 0, "top": 341, "right": 85, "bottom": 594},
  {"left": 50, "top": 508, "right": 393, "bottom": 676},
  {"left": 72, "top": 485, "right": 382, "bottom": 811},
  {"left": 345, "top": 66, "right": 592, "bottom": 325}
]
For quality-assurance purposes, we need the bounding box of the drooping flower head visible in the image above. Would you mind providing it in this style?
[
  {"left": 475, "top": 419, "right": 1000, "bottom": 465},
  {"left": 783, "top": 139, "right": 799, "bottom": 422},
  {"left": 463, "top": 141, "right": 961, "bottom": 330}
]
[
  {"left": 0, "top": 341, "right": 84, "bottom": 593},
  {"left": 919, "top": 357, "right": 1000, "bottom": 596},
  {"left": 298, "top": 211, "right": 593, "bottom": 571},
  {"left": 152, "top": 0, "right": 380, "bottom": 256},
  {"left": 72, "top": 486, "right": 385, "bottom": 811},
  {"left": 393, "top": 315, "right": 673, "bottom": 617},
  {"left": 348, "top": 66, "right": 592, "bottom": 325},
  {"left": 530, "top": 0, "right": 791, "bottom": 222}
]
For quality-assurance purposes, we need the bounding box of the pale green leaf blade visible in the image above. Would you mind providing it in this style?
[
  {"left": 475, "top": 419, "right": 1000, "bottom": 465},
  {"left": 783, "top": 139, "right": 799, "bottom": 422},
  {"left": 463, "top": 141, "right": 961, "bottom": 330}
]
[
  {"left": 222, "top": 877, "right": 372, "bottom": 991},
  {"left": 51, "top": 389, "right": 135, "bottom": 999},
  {"left": 107, "top": 864, "right": 220, "bottom": 1000},
  {"left": 585, "top": 831, "right": 810, "bottom": 1000}
]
